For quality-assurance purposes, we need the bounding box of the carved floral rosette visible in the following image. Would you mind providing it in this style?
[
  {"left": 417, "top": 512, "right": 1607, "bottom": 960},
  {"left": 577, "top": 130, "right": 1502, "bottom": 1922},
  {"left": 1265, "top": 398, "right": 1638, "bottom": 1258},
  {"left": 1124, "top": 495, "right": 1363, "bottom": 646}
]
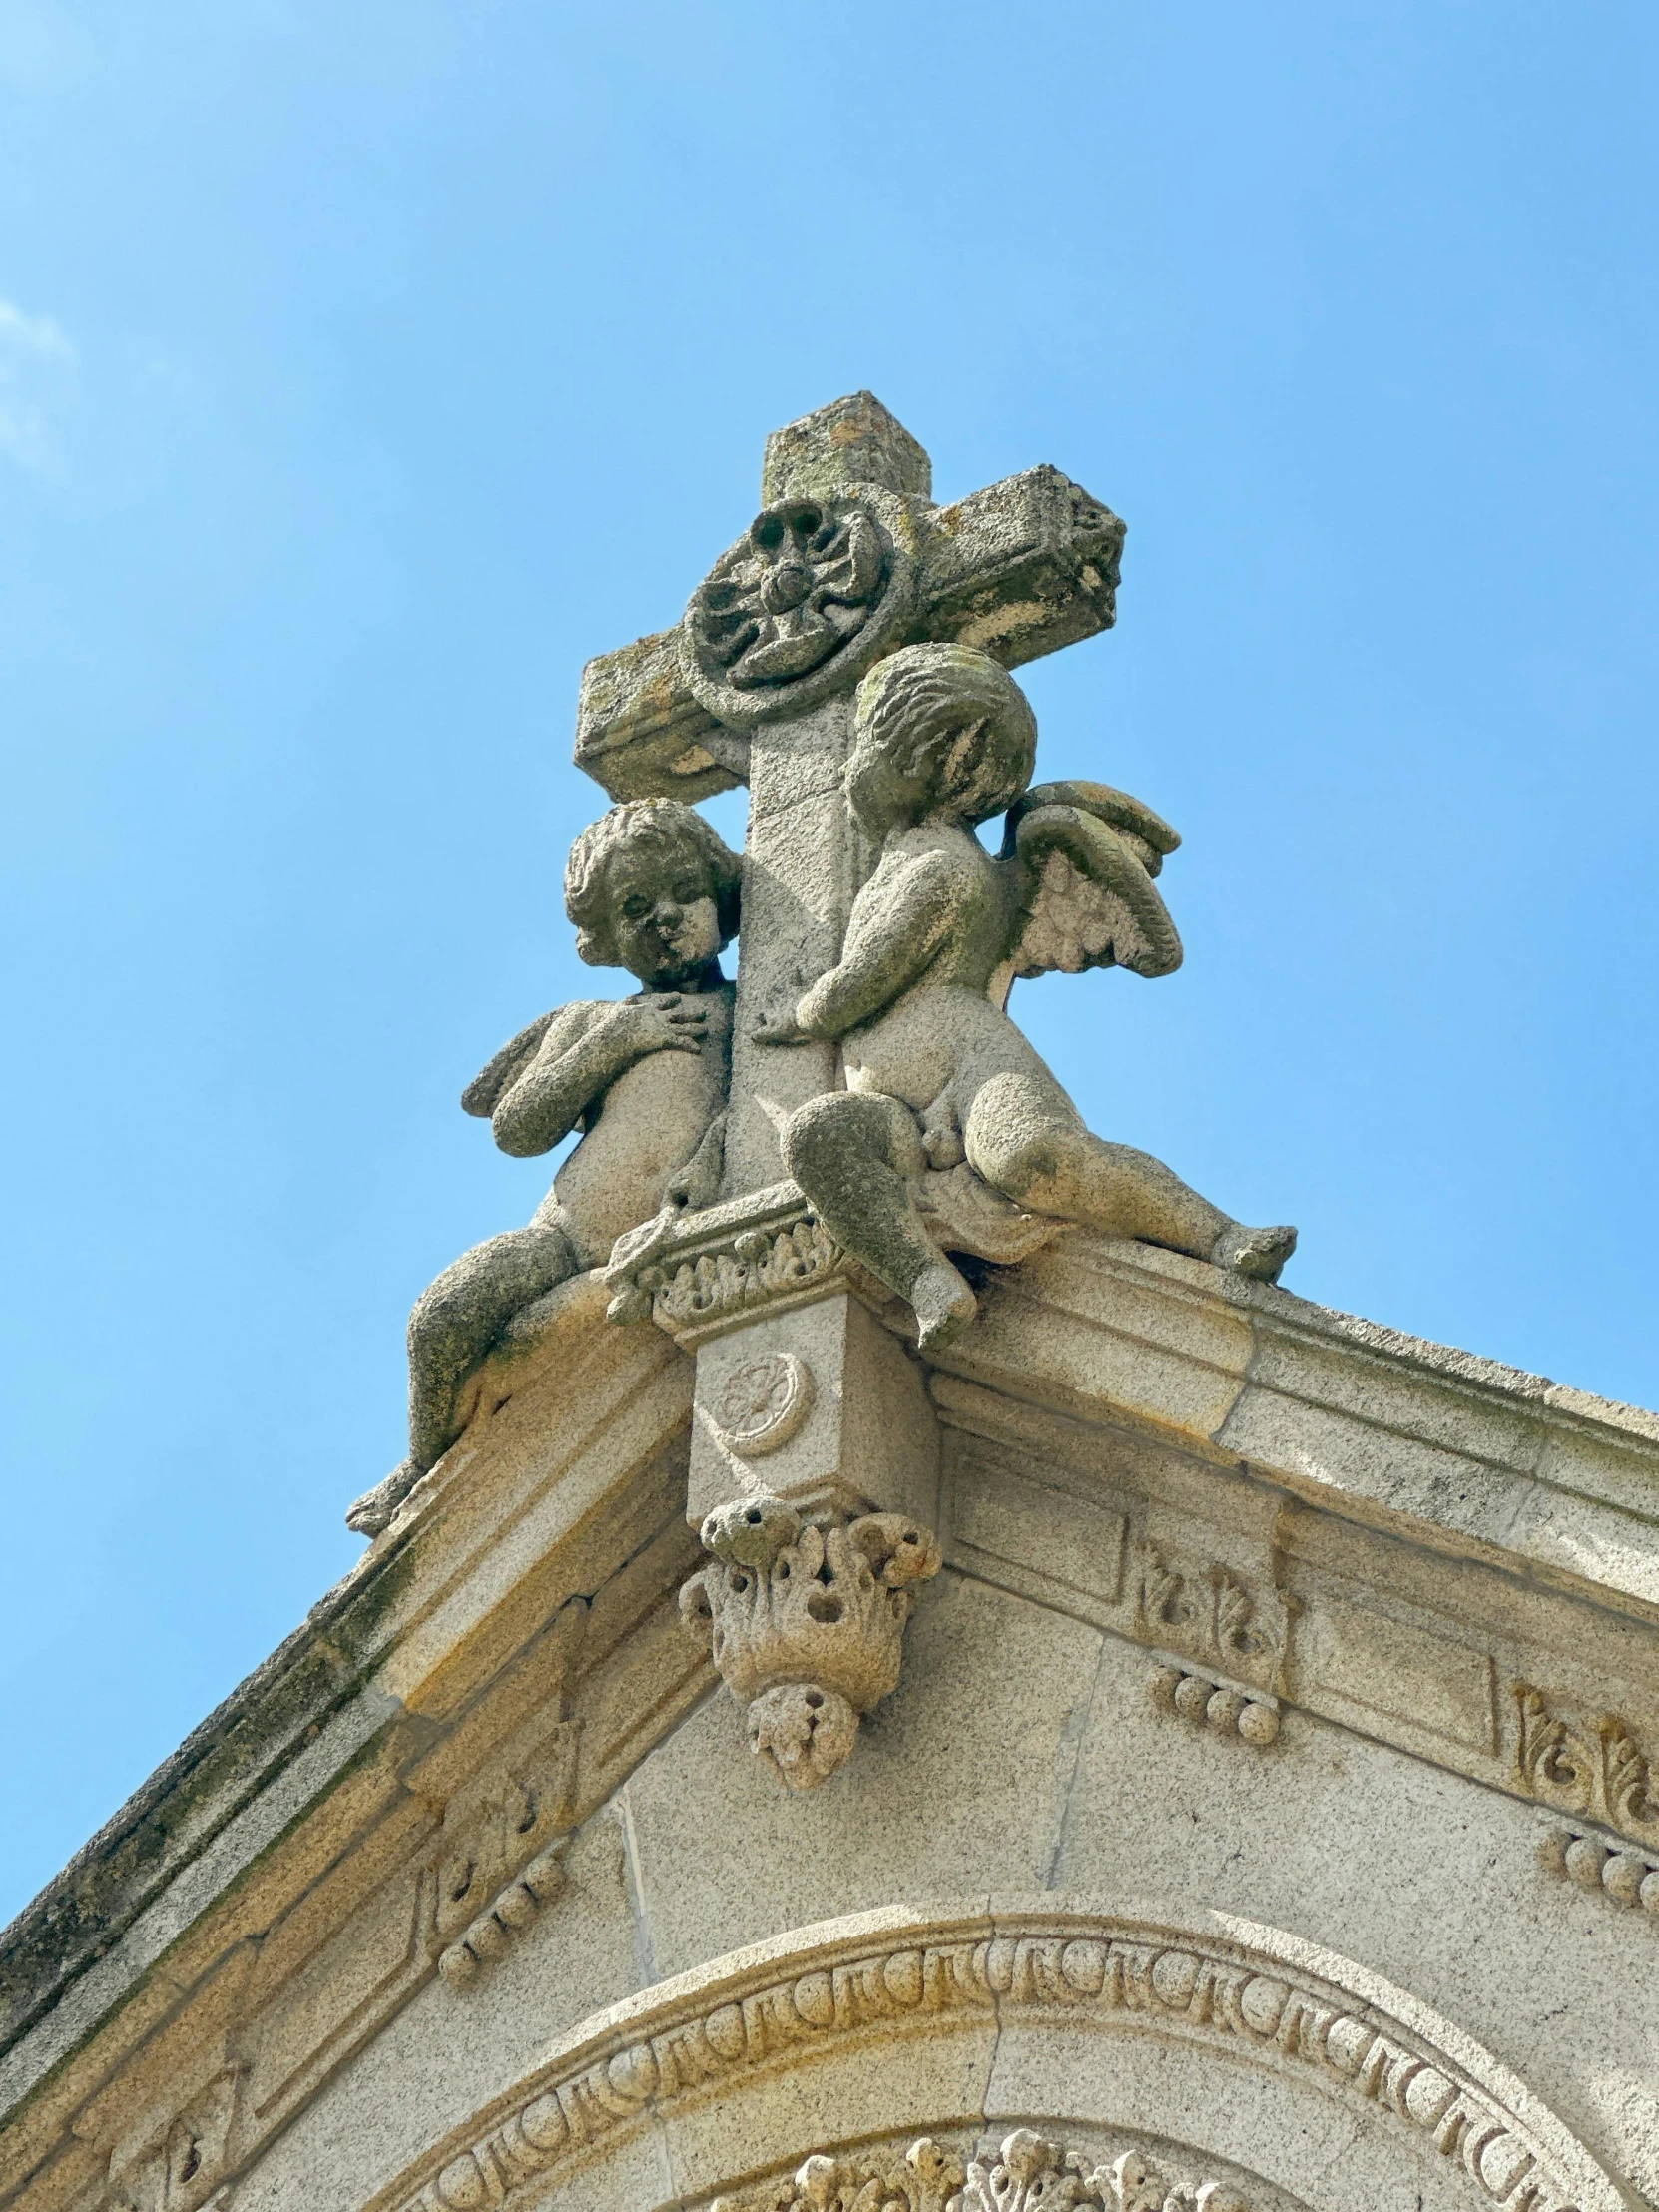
[
  {"left": 681, "top": 1498, "right": 942, "bottom": 1790},
  {"left": 680, "top": 486, "right": 922, "bottom": 729}
]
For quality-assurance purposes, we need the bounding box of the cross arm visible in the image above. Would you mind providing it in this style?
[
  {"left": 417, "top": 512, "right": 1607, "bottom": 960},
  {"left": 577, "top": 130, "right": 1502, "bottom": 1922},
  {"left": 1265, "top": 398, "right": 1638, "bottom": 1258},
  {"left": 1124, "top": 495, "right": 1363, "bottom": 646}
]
[
  {"left": 919, "top": 464, "right": 1126, "bottom": 669},
  {"left": 574, "top": 628, "right": 751, "bottom": 805}
]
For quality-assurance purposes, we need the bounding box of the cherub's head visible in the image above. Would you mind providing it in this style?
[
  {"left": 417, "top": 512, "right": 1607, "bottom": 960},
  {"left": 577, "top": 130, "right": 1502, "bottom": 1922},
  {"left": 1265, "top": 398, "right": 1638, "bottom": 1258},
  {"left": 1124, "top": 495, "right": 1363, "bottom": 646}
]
[
  {"left": 564, "top": 800, "right": 742, "bottom": 987},
  {"left": 846, "top": 644, "right": 1039, "bottom": 837}
]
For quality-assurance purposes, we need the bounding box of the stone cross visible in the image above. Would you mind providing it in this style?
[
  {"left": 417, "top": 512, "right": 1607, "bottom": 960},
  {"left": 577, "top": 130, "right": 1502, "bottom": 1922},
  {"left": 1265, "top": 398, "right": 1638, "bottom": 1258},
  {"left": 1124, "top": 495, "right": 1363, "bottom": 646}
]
[
  {"left": 575, "top": 392, "right": 1129, "bottom": 1666},
  {"left": 574, "top": 390, "right": 1126, "bottom": 1196}
]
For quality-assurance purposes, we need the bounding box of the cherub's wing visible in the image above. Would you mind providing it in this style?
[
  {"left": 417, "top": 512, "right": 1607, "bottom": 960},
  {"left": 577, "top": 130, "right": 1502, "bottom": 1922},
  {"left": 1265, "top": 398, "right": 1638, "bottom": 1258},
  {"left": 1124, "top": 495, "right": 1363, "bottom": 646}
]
[
  {"left": 999, "top": 781, "right": 1184, "bottom": 987},
  {"left": 460, "top": 1011, "right": 557, "bottom": 1118}
]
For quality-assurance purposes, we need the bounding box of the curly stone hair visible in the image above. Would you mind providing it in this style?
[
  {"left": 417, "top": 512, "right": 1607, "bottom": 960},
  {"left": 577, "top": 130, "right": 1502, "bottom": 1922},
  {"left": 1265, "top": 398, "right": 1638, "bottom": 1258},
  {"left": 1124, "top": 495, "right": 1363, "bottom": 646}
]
[
  {"left": 851, "top": 643, "right": 1038, "bottom": 827},
  {"left": 563, "top": 799, "right": 743, "bottom": 968}
]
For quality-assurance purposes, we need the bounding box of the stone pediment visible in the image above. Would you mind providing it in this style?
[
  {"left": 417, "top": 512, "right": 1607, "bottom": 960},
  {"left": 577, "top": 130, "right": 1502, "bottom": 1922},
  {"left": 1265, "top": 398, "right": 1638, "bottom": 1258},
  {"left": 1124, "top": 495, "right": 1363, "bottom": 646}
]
[{"left": 4, "top": 1237, "right": 1659, "bottom": 2212}]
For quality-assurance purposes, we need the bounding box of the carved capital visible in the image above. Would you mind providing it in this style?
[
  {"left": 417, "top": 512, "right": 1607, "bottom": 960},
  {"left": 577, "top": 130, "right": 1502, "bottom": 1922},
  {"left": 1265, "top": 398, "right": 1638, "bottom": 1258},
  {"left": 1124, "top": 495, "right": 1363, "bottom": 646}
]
[{"left": 680, "top": 1498, "right": 941, "bottom": 1790}]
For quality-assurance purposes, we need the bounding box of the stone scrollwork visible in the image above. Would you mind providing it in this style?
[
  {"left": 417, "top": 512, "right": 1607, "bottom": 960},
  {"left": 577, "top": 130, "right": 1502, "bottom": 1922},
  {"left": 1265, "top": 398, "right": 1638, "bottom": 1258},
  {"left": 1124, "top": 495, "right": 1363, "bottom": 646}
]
[
  {"left": 99, "top": 2067, "right": 246, "bottom": 2212},
  {"left": 608, "top": 1175, "right": 1067, "bottom": 1349},
  {"left": 718, "top": 2132, "right": 1264, "bottom": 2212},
  {"left": 610, "top": 1186, "right": 849, "bottom": 1345},
  {"left": 1137, "top": 1542, "right": 1296, "bottom": 1696},
  {"left": 1513, "top": 1682, "right": 1659, "bottom": 1856},
  {"left": 431, "top": 1721, "right": 580, "bottom": 1989},
  {"left": 680, "top": 1498, "right": 941, "bottom": 1789}
]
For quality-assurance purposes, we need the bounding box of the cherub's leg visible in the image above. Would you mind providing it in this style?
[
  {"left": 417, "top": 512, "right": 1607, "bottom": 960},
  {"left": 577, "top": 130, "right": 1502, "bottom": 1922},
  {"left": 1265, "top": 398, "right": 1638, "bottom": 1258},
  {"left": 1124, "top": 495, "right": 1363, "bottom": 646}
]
[
  {"left": 964, "top": 1072, "right": 1296, "bottom": 1281},
  {"left": 405, "top": 1218, "right": 578, "bottom": 1468},
  {"left": 346, "top": 1217, "right": 575, "bottom": 1535},
  {"left": 783, "top": 1091, "right": 978, "bottom": 1351}
]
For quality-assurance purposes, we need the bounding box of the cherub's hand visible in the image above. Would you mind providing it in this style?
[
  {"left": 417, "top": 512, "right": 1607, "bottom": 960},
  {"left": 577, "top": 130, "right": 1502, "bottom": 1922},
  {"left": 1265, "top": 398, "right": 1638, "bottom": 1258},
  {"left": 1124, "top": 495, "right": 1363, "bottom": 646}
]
[
  {"left": 605, "top": 995, "right": 707, "bottom": 1059},
  {"left": 751, "top": 1003, "right": 810, "bottom": 1047}
]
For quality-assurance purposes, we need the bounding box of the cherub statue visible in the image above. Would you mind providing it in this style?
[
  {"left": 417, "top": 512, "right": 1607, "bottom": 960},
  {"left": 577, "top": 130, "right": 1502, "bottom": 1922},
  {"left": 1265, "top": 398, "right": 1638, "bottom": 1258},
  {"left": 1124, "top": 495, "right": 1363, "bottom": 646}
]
[
  {"left": 346, "top": 799, "right": 741, "bottom": 1536},
  {"left": 756, "top": 643, "right": 1295, "bottom": 1352}
]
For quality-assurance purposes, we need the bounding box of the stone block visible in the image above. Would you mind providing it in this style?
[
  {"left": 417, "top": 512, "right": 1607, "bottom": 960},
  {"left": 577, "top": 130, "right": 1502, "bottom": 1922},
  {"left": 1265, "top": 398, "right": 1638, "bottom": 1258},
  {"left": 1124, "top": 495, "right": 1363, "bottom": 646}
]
[
  {"left": 688, "top": 1287, "right": 938, "bottom": 1530},
  {"left": 761, "top": 391, "right": 933, "bottom": 505}
]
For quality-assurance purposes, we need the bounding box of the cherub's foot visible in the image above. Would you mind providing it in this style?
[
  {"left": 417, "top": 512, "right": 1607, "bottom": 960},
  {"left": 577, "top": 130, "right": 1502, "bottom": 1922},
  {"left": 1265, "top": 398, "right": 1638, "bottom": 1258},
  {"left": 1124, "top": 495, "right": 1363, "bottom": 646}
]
[
  {"left": 346, "top": 1460, "right": 419, "bottom": 1537},
  {"left": 1212, "top": 1223, "right": 1298, "bottom": 1283},
  {"left": 910, "top": 1260, "right": 978, "bottom": 1353}
]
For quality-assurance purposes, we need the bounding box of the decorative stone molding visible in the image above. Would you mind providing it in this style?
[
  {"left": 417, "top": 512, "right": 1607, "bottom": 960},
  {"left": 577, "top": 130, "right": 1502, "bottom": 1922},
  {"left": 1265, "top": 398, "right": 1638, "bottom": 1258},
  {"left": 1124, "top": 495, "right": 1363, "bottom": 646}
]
[
  {"left": 1149, "top": 1664, "right": 1280, "bottom": 1748},
  {"left": 1136, "top": 1542, "right": 1295, "bottom": 1697},
  {"left": 680, "top": 1499, "right": 941, "bottom": 1789},
  {"left": 374, "top": 1904, "right": 1626, "bottom": 2212},
  {"left": 100, "top": 2067, "right": 246, "bottom": 2212},
  {"left": 431, "top": 1721, "right": 580, "bottom": 1989},
  {"left": 1513, "top": 1683, "right": 1659, "bottom": 1856},
  {"left": 1538, "top": 1826, "right": 1659, "bottom": 1920},
  {"left": 609, "top": 1176, "right": 1066, "bottom": 1350},
  {"left": 717, "top": 2131, "right": 1263, "bottom": 2212},
  {"left": 609, "top": 1184, "right": 851, "bottom": 1346}
]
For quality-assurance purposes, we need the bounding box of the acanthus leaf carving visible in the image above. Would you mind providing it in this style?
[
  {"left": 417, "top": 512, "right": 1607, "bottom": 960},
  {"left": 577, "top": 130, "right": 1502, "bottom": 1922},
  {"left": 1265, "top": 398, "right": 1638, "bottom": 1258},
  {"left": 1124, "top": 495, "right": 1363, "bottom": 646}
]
[
  {"left": 681, "top": 1498, "right": 941, "bottom": 1789},
  {"left": 718, "top": 2134, "right": 1261, "bottom": 2212}
]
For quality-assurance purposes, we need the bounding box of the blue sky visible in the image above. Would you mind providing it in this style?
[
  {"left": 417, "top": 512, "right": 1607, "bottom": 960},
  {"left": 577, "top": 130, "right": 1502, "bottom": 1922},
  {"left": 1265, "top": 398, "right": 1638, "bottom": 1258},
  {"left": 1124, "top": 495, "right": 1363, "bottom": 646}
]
[{"left": 2, "top": 1, "right": 1656, "bottom": 1920}]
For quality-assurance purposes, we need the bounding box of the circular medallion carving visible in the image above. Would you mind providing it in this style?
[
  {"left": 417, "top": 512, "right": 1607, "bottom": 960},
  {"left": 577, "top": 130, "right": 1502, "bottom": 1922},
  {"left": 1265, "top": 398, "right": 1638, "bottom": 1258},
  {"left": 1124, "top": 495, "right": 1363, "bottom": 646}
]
[
  {"left": 681, "top": 488, "right": 920, "bottom": 729},
  {"left": 710, "top": 1351, "right": 815, "bottom": 1457}
]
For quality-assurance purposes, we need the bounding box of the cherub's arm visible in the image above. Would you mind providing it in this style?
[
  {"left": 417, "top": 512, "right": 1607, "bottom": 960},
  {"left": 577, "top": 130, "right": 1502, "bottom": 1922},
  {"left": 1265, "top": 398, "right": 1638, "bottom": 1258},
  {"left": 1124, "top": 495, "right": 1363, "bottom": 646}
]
[
  {"left": 757, "top": 852, "right": 958, "bottom": 1045},
  {"left": 485, "top": 997, "right": 707, "bottom": 1157}
]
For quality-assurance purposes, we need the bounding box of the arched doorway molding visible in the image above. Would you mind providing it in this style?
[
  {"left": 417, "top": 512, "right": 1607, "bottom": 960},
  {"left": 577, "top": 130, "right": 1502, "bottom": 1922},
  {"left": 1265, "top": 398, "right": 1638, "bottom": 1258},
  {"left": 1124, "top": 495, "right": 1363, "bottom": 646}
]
[{"left": 368, "top": 1899, "right": 1632, "bottom": 2212}]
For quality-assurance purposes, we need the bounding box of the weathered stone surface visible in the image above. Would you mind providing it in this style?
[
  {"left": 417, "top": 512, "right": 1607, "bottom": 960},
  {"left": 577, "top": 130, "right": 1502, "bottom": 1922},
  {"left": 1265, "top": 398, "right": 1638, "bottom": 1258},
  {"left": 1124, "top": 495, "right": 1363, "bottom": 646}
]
[
  {"left": 767, "top": 644, "right": 1293, "bottom": 1351},
  {"left": 760, "top": 390, "right": 933, "bottom": 505}
]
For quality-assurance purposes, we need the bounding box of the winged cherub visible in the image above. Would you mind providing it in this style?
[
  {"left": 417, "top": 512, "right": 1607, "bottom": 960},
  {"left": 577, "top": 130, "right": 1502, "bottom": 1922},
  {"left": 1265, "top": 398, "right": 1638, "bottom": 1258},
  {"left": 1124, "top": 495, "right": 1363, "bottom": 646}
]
[
  {"left": 346, "top": 799, "right": 740, "bottom": 1536},
  {"left": 756, "top": 644, "right": 1295, "bottom": 1352}
]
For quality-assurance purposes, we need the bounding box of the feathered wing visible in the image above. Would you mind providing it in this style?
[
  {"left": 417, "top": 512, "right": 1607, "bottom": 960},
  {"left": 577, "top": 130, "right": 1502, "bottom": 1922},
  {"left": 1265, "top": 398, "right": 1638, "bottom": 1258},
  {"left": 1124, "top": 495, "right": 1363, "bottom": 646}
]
[
  {"left": 459, "top": 1010, "right": 558, "bottom": 1118},
  {"left": 996, "top": 780, "right": 1184, "bottom": 995}
]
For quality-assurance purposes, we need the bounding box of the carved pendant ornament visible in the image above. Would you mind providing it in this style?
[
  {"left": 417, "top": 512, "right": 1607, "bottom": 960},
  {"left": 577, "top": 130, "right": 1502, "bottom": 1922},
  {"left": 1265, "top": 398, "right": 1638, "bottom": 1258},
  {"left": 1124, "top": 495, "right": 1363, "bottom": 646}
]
[{"left": 680, "top": 1497, "right": 942, "bottom": 1789}]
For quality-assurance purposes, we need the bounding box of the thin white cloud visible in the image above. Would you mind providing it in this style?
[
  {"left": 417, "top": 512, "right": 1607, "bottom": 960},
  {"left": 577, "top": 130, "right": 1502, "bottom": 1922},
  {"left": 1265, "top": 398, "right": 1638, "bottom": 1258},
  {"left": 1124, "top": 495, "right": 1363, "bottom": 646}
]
[{"left": 0, "top": 297, "right": 77, "bottom": 471}]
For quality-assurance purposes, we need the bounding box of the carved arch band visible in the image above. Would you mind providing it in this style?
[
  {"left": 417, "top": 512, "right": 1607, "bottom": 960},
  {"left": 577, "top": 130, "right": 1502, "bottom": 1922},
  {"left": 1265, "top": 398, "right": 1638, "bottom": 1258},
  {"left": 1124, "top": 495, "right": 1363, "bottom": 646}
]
[{"left": 367, "top": 1901, "right": 1633, "bottom": 2212}]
